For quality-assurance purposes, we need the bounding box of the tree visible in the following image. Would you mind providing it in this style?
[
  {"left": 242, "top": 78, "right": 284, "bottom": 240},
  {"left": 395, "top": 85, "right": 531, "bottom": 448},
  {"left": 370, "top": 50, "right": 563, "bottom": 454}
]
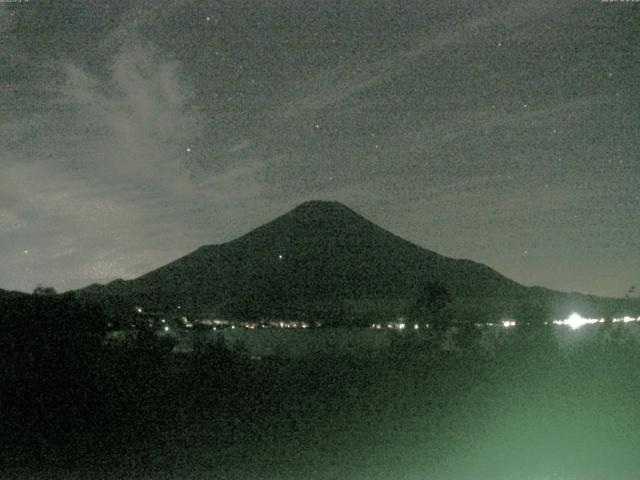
[
  {"left": 409, "top": 281, "right": 452, "bottom": 332},
  {"left": 33, "top": 284, "right": 57, "bottom": 296}
]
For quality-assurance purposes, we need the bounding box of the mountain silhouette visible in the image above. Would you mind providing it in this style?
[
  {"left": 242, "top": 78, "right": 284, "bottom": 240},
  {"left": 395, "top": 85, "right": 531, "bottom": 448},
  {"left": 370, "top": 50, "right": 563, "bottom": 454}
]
[{"left": 76, "top": 201, "right": 633, "bottom": 323}]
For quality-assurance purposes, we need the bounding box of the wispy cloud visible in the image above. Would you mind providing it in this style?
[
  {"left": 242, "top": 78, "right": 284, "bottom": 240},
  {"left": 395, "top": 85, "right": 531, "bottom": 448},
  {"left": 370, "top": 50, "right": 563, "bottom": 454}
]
[
  {"left": 63, "top": 43, "right": 201, "bottom": 192},
  {"left": 0, "top": 22, "right": 267, "bottom": 291},
  {"left": 274, "top": 0, "right": 571, "bottom": 121}
]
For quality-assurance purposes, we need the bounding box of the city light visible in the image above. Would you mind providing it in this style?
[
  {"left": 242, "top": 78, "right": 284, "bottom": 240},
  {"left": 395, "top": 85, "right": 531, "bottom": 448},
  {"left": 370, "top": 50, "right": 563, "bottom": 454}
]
[{"left": 554, "top": 313, "right": 599, "bottom": 330}]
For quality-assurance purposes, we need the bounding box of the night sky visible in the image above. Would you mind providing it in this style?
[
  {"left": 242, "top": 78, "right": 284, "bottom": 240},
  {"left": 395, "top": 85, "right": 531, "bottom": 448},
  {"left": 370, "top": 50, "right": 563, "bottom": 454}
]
[{"left": 1, "top": 0, "right": 638, "bottom": 297}]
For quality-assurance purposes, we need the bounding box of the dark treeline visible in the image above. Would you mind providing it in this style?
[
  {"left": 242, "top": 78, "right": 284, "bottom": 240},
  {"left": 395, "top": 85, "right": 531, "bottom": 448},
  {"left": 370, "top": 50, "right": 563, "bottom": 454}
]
[
  {"left": 1, "top": 292, "right": 108, "bottom": 464},
  {"left": 0, "top": 290, "right": 252, "bottom": 475}
]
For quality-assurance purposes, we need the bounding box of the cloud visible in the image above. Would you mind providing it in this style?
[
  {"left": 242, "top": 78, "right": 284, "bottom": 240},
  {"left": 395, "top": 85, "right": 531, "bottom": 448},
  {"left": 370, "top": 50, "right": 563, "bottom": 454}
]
[
  {"left": 0, "top": 162, "right": 142, "bottom": 290},
  {"left": 273, "top": 0, "right": 571, "bottom": 121},
  {"left": 63, "top": 43, "right": 201, "bottom": 192},
  {"left": 0, "top": 147, "right": 267, "bottom": 291},
  {"left": 0, "top": 29, "right": 268, "bottom": 292}
]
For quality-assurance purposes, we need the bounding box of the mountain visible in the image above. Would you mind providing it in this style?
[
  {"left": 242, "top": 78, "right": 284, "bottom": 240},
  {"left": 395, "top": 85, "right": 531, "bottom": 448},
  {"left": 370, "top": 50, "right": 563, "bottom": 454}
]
[{"left": 76, "top": 201, "right": 634, "bottom": 324}]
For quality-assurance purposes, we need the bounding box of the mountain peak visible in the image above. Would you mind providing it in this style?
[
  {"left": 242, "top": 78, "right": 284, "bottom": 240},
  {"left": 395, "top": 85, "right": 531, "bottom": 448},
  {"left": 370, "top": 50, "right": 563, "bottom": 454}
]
[
  {"left": 284, "top": 200, "right": 366, "bottom": 225},
  {"left": 294, "top": 200, "right": 349, "bottom": 210},
  {"left": 290, "top": 200, "right": 358, "bottom": 217},
  {"left": 232, "top": 200, "right": 370, "bottom": 248}
]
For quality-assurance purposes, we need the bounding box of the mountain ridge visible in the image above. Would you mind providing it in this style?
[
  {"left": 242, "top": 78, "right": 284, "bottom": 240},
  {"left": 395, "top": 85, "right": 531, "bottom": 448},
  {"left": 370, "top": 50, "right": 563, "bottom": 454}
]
[{"left": 75, "top": 201, "right": 634, "bottom": 322}]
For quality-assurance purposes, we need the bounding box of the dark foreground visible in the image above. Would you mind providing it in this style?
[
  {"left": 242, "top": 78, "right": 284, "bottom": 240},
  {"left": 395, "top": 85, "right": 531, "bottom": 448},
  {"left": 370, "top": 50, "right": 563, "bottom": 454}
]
[{"left": 2, "top": 324, "right": 640, "bottom": 480}]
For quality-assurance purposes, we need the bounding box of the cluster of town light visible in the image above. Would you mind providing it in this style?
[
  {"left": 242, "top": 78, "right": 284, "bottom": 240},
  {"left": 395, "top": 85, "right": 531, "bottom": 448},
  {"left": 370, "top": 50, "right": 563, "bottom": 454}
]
[
  {"left": 554, "top": 313, "right": 599, "bottom": 330},
  {"left": 553, "top": 313, "right": 640, "bottom": 330},
  {"left": 369, "top": 314, "right": 640, "bottom": 331},
  {"left": 136, "top": 306, "right": 638, "bottom": 333},
  {"left": 507, "top": 314, "right": 640, "bottom": 330}
]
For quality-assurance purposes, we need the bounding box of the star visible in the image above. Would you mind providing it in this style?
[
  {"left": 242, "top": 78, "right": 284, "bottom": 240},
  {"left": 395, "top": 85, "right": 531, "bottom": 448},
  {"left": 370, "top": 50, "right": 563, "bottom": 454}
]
[
  {"left": 186, "top": 147, "right": 191, "bottom": 152},
  {"left": 23, "top": 249, "right": 29, "bottom": 255}
]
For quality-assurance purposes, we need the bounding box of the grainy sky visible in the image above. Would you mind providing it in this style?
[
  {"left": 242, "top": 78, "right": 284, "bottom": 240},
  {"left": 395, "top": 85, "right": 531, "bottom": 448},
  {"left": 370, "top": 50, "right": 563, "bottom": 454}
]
[{"left": 1, "top": 0, "right": 638, "bottom": 297}]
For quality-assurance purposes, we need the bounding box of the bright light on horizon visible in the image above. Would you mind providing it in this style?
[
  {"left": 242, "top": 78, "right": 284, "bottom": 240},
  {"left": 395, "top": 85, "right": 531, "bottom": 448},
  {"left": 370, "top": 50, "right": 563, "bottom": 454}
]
[{"left": 555, "top": 312, "right": 599, "bottom": 330}]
